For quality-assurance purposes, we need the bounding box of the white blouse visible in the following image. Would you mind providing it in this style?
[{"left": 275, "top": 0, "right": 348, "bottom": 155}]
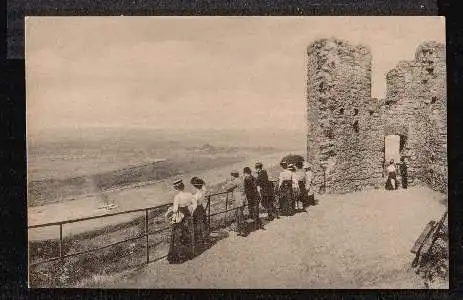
[
  {"left": 192, "top": 186, "right": 207, "bottom": 212},
  {"left": 172, "top": 191, "right": 193, "bottom": 213},
  {"left": 305, "top": 170, "right": 314, "bottom": 188},
  {"left": 386, "top": 164, "right": 396, "bottom": 174},
  {"left": 278, "top": 170, "right": 293, "bottom": 187},
  {"left": 293, "top": 170, "right": 306, "bottom": 182}
]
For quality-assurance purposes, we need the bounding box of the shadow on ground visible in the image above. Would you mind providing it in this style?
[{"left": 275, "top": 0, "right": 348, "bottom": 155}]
[{"left": 193, "top": 229, "right": 230, "bottom": 258}]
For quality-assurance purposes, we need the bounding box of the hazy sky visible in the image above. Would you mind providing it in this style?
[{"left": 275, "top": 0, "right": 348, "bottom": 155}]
[{"left": 26, "top": 16, "right": 445, "bottom": 133}]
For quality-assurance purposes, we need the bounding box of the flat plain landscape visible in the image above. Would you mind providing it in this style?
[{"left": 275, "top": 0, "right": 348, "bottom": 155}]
[{"left": 27, "top": 126, "right": 305, "bottom": 207}]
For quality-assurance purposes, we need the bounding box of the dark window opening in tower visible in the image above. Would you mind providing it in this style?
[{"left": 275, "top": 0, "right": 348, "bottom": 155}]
[
  {"left": 339, "top": 108, "right": 344, "bottom": 115},
  {"left": 354, "top": 108, "right": 359, "bottom": 116},
  {"left": 353, "top": 120, "right": 359, "bottom": 133},
  {"left": 431, "top": 96, "right": 437, "bottom": 104}
]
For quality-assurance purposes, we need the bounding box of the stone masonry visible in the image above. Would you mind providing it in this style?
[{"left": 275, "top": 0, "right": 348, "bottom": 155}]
[{"left": 307, "top": 38, "right": 446, "bottom": 194}]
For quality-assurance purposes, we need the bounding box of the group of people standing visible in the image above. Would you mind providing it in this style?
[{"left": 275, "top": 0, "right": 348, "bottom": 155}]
[
  {"left": 277, "top": 161, "right": 316, "bottom": 216},
  {"left": 165, "top": 160, "right": 317, "bottom": 263},
  {"left": 165, "top": 177, "right": 209, "bottom": 264},
  {"left": 223, "top": 163, "right": 275, "bottom": 236},
  {"left": 385, "top": 157, "right": 408, "bottom": 190},
  {"left": 164, "top": 155, "right": 409, "bottom": 264}
]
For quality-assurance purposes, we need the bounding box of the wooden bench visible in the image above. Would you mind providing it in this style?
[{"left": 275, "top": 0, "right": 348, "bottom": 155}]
[{"left": 411, "top": 211, "right": 448, "bottom": 268}]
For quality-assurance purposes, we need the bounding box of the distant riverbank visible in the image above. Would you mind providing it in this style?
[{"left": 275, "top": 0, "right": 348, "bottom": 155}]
[{"left": 28, "top": 149, "right": 303, "bottom": 240}]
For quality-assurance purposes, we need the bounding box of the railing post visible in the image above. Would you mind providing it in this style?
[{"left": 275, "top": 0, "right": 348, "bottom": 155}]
[
  {"left": 207, "top": 196, "right": 211, "bottom": 230},
  {"left": 145, "top": 209, "right": 149, "bottom": 264},
  {"left": 191, "top": 217, "right": 195, "bottom": 258},
  {"left": 59, "top": 223, "right": 63, "bottom": 261},
  {"left": 224, "top": 193, "right": 229, "bottom": 227}
]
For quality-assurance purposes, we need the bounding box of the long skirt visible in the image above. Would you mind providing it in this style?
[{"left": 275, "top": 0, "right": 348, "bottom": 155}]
[
  {"left": 269, "top": 181, "right": 279, "bottom": 218},
  {"left": 193, "top": 205, "right": 208, "bottom": 244},
  {"left": 385, "top": 173, "right": 398, "bottom": 190},
  {"left": 261, "top": 185, "right": 276, "bottom": 219},
  {"left": 298, "top": 181, "right": 309, "bottom": 209},
  {"left": 279, "top": 180, "right": 294, "bottom": 216},
  {"left": 167, "top": 207, "right": 194, "bottom": 264}
]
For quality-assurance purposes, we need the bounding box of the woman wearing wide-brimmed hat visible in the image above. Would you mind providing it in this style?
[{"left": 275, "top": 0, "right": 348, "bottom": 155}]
[
  {"left": 278, "top": 161, "right": 295, "bottom": 216},
  {"left": 288, "top": 164, "right": 299, "bottom": 212},
  {"left": 166, "top": 179, "right": 194, "bottom": 264},
  {"left": 303, "top": 162, "right": 315, "bottom": 207},
  {"left": 294, "top": 161, "right": 308, "bottom": 212},
  {"left": 190, "top": 176, "right": 209, "bottom": 245},
  {"left": 385, "top": 159, "right": 398, "bottom": 191}
]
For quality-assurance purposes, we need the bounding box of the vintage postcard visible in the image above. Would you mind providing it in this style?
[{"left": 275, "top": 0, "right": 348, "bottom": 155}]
[{"left": 26, "top": 16, "right": 447, "bottom": 289}]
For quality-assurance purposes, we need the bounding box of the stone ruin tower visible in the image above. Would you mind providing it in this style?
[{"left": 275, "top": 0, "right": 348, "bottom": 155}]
[
  {"left": 306, "top": 38, "right": 447, "bottom": 194},
  {"left": 307, "top": 39, "right": 372, "bottom": 193}
]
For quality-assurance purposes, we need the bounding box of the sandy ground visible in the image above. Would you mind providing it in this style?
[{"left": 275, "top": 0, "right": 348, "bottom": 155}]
[
  {"left": 28, "top": 151, "right": 292, "bottom": 241},
  {"left": 107, "top": 185, "right": 447, "bottom": 289}
]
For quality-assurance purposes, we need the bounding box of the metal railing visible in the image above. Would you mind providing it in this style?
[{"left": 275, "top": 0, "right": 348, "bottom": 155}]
[
  {"left": 28, "top": 179, "right": 280, "bottom": 270},
  {"left": 29, "top": 203, "right": 172, "bottom": 267}
]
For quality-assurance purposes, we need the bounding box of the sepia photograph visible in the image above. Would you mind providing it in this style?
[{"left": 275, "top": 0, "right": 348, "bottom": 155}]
[{"left": 26, "top": 16, "right": 447, "bottom": 289}]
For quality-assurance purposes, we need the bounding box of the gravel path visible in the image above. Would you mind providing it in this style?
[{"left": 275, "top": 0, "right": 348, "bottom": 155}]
[{"left": 110, "top": 185, "right": 447, "bottom": 289}]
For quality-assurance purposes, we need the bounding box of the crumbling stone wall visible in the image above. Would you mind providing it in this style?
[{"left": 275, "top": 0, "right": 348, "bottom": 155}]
[
  {"left": 307, "top": 38, "right": 372, "bottom": 193},
  {"left": 307, "top": 39, "right": 447, "bottom": 194},
  {"left": 384, "top": 42, "right": 447, "bottom": 192}
]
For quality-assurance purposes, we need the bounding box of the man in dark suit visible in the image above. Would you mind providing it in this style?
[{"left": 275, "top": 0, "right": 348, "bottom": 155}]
[
  {"left": 243, "top": 167, "right": 264, "bottom": 230},
  {"left": 255, "top": 162, "right": 276, "bottom": 221},
  {"left": 400, "top": 156, "right": 408, "bottom": 189}
]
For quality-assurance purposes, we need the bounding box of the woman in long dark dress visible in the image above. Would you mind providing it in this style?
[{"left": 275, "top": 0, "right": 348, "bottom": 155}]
[
  {"left": 278, "top": 161, "right": 295, "bottom": 216},
  {"left": 294, "top": 161, "right": 308, "bottom": 212},
  {"left": 304, "top": 163, "right": 316, "bottom": 206},
  {"left": 385, "top": 159, "right": 398, "bottom": 190},
  {"left": 190, "top": 177, "right": 209, "bottom": 245},
  {"left": 167, "top": 179, "right": 194, "bottom": 264}
]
